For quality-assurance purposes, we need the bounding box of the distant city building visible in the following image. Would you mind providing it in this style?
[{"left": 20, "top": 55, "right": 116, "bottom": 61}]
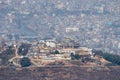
[
  {"left": 66, "top": 27, "right": 79, "bottom": 33},
  {"left": 118, "top": 43, "right": 120, "bottom": 49}
]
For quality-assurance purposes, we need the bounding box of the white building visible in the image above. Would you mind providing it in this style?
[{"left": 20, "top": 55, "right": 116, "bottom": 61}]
[
  {"left": 66, "top": 27, "right": 79, "bottom": 33},
  {"left": 46, "top": 41, "right": 56, "bottom": 48},
  {"left": 118, "top": 43, "right": 120, "bottom": 49}
]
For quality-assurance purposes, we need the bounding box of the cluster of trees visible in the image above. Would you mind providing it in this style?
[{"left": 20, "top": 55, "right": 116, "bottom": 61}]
[
  {"left": 93, "top": 50, "right": 120, "bottom": 65},
  {"left": 3, "top": 45, "right": 15, "bottom": 55},
  {"left": 0, "top": 43, "right": 32, "bottom": 66},
  {"left": 71, "top": 53, "right": 80, "bottom": 60},
  {"left": 1, "top": 43, "right": 31, "bottom": 56},
  {"left": 0, "top": 45, "right": 15, "bottom": 65},
  {"left": 18, "top": 43, "right": 32, "bottom": 67},
  {"left": 81, "top": 57, "right": 91, "bottom": 63},
  {"left": 100, "top": 53, "right": 120, "bottom": 65}
]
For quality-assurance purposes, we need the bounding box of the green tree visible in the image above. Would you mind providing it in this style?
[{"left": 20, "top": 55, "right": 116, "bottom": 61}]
[
  {"left": 71, "top": 53, "right": 80, "bottom": 60},
  {"left": 18, "top": 43, "right": 31, "bottom": 56},
  {"left": 93, "top": 50, "right": 120, "bottom": 65},
  {"left": 20, "top": 57, "right": 31, "bottom": 67},
  {"left": 0, "top": 45, "right": 15, "bottom": 66},
  {"left": 54, "top": 50, "right": 59, "bottom": 54},
  {"left": 5, "top": 45, "right": 15, "bottom": 55}
]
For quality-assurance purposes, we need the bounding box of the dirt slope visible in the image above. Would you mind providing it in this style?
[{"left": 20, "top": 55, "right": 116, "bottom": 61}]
[{"left": 0, "top": 66, "right": 120, "bottom": 80}]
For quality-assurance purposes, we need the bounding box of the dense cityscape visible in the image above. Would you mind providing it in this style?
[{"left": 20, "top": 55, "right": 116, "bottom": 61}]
[
  {"left": 0, "top": 0, "right": 120, "bottom": 80},
  {"left": 0, "top": 0, "right": 120, "bottom": 54}
]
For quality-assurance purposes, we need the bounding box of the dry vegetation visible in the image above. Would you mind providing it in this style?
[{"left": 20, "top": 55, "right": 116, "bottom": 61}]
[{"left": 0, "top": 65, "right": 120, "bottom": 80}]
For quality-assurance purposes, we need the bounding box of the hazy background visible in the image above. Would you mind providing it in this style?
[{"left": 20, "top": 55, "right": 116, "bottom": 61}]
[{"left": 0, "top": 0, "right": 120, "bottom": 54}]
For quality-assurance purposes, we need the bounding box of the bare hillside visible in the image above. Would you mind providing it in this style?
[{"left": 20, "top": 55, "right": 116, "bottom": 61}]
[{"left": 0, "top": 66, "right": 120, "bottom": 80}]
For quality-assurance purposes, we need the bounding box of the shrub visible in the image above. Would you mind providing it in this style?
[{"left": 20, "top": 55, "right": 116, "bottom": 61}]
[{"left": 20, "top": 57, "right": 31, "bottom": 67}]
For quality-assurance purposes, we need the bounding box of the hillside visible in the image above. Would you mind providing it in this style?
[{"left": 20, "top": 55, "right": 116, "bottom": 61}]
[
  {"left": 0, "top": 66, "right": 120, "bottom": 80},
  {"left": 0, "top": 50, "right": 120, "bottom": 80}
]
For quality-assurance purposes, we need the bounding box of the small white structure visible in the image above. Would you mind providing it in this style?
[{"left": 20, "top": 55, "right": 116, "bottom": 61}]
[
  {"left": 39, "top": 40, "right": 45, "bottom": 43},
  {"left": 46, "top": 41, "right": 56, "bottom": 48},
  {"left": 118, "top": 43, "right": 120, "bottom": 49},
  {"left": 94, "top": 6, "right": 104, "bottom": 13},
  {"left": 66, "top": 27, "right": 79, "bottom": 33},
  {"left": 79, "top": 47, "right": 92, "bottom": 52}
]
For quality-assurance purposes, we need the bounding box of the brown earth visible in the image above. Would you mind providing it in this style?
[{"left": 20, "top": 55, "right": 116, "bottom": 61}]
[{"left": 0, "top": 66, "right": 120, "bottom": 80}]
